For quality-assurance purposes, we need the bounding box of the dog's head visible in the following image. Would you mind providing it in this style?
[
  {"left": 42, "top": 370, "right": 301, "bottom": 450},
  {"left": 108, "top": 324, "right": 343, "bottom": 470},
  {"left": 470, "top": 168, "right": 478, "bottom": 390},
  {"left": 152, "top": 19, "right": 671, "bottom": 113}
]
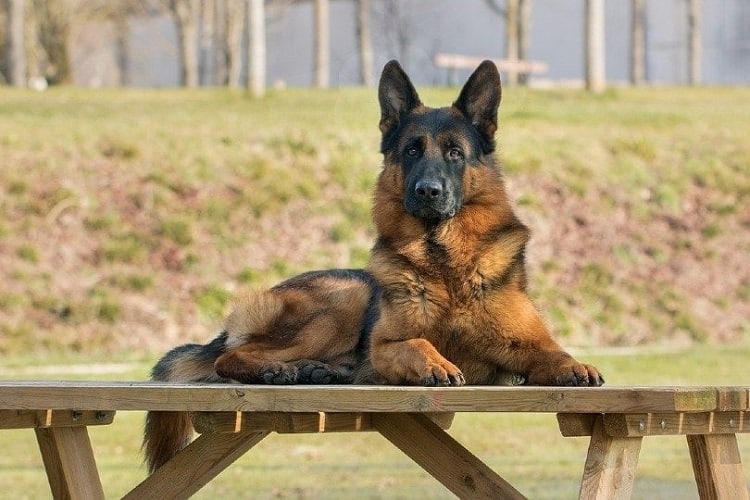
[{"left": 377, "top": 60, "right": 502, "bottom": 223}]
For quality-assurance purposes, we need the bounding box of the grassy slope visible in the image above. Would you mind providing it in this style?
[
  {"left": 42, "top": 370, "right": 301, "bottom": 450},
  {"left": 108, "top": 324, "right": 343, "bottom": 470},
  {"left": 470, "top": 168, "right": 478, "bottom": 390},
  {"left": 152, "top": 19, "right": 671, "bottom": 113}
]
[{"left": 1, "top": 85, "right": 748, "bottom": 355}]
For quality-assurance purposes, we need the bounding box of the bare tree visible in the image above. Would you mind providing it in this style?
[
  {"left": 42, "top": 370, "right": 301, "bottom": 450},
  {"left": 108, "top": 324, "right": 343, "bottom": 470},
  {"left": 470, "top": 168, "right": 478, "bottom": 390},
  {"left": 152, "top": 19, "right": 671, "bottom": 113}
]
[
  {"left": 687, "top": 0, "right": 701, "bottom": 85},
  {"left": 584, "top": 0, "right": 605, "bottom": 92},
  {"left": 484, "top": 0, "right": 533, "bottom": 86},
  {"left": 7, "top": 0, "right": 27, "bottom": 86},
  {"left": 198, "top": 0, "right": 214, "bottom": 85},
  {"left": 505, "top": 0, "right": 518, "bottom": 85},
  {"left": 170, "top": 0, "right": 200, "bottom": 87},
  {"left": 356, "top": 0, "right": 373, "bottom": 86},
  {"left": 213, "top": 0, "right": 227, "bottom": 85},
  {"left": 226, "top": 0, "right": 244, "bottom": 88},
  {"left": 630, "top": 0, "right": 646, "bottom": 85},
  {"left": 314, "top": 0, "right": 329, "bottom": 88},
  {"left": 247, "top": 0, "right": 265, "bottom": 96},
  {"left": 517, "top": 0, "right": 532, "bottom": 85},
  {"left": 33, "top": 0, "right": 74, "bottom": 85},
  {"left": 113, "top": 15, "right": 129, "bottom": 86}
]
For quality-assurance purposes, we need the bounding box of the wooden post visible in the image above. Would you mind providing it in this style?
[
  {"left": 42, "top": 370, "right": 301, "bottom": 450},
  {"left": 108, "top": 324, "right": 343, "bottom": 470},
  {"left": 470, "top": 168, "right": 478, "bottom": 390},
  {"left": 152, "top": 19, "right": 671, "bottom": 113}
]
[
  {"left": 630, "top": 0, "right": 646, "bottom": 85},
  {"left": 35, "top": 427, "right": 105, "bottom": 500},
  {"left": 314, "top": 0, "right": 330, "bottom": 88},
  {"left": 687, "top": 0, "right": 702, "bottom": 85},
  {"left": 687, "top": 434, "right": 749, "bottom": 500},
  {"left": 578, "top": 415, "right": 642, "bottom": 499},
  {"left": 8, "top": 0, "right": 27, "bottom": 87},
  {"left": 584, "top": 0, "right": 606, "bottom": 93},
  {"left": 247, "top": 0, "right": 266, "bottom": 97}
]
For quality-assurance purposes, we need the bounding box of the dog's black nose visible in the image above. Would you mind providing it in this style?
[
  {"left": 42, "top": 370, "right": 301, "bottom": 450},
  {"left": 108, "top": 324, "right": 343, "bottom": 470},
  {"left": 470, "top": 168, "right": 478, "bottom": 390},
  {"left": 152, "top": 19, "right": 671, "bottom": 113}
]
[{"left": 415, "top": 179, "right": 443, "bottom": 200}]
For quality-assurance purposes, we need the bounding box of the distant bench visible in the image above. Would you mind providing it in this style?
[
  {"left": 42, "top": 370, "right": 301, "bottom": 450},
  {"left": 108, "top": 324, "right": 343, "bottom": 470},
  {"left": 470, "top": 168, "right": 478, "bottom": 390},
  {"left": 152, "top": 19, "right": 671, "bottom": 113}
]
[
  {"left": 0, "top": 382, "right": 748, "bottom": 499},
  {"left": 434, "top": 53, "right": 548, "bottom": 84}
]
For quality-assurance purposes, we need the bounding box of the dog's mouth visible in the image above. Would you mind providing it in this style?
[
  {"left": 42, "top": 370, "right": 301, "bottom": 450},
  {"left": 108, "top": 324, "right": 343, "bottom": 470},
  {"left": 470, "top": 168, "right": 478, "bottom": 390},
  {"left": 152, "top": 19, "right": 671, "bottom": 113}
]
[{"left": 405, "top": 202, "right": 459, "bottom": 222}]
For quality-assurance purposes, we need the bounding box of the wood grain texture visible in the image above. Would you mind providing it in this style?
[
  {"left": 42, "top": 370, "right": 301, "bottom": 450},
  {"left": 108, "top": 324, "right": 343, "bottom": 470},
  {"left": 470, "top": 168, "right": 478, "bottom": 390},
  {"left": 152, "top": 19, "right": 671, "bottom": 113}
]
[
  {"left": 0, "top": 409, "right": 114, "bottom": 429},
  {"left": 1, "top": 382, "right": 746, "bottom": 413},
  {"left": 124, "top": 430, "right": 269, "bottom": 499},
  {"left": 578, "top": 416, "right": 642, "bottom": 500},
  {"left": 605, "top": 411, "right": 750, "bottom": 437},
  {"left": 35, "top": 426, "right": 105, "bottom": 500},
  {"left": 687, "top": 434, "right": 750, "bottom": 500},
  {"left": 374, "top": 413, "right": 525, "bottom": 499}
]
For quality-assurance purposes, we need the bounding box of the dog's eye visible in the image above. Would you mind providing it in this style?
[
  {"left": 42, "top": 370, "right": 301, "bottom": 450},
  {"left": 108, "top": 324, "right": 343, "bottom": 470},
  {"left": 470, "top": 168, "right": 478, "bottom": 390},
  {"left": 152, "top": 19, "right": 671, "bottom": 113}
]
[
  {"left": 406, "top": 146, "right": 419, "bottom": 157},
  {"left": 448, "top": 147, "right": 463, "bottom": 160}
]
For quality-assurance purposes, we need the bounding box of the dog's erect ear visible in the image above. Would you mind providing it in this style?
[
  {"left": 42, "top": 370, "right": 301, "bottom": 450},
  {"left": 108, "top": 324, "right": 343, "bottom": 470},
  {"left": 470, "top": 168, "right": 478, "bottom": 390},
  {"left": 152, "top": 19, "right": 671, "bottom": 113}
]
[
  {"left": 453, "top": 60, "right": 502, "bottom": 153},
  {"left": 378, "top": 60, "right": 422, "bottom": 139}
]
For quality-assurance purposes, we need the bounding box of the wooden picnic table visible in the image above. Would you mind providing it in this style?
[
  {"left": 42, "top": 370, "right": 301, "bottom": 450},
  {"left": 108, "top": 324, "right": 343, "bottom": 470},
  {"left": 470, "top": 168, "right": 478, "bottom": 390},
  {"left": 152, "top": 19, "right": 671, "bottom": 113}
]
[{"left": 0, "top": 382, "right": 748, "bottom": 499}]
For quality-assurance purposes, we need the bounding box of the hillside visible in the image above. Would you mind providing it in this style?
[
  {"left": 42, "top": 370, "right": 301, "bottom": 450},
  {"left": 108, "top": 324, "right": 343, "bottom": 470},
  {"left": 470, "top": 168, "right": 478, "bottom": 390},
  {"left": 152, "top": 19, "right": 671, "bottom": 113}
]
[{"left": 0, "top": 86, "right": 748, "bottom": 355}]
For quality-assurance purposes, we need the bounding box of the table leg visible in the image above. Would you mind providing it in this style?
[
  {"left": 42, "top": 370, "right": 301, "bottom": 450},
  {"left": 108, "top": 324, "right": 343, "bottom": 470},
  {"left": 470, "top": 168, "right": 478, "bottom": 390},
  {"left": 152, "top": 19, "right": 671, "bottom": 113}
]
[
  {"left": 373, "top": 413, "right": 525, "bottom": 499},
  {"left": 35, "top": 426, "right": 105, "bottom": 500},
  {"left": 578, "top": 415, "right": 642, "bottom": 500},
  {"left": 124, "top": 430, "right": 270, "bottom": 499},
  {"left": 687, "top": 433, "right": 749, "bottom": 500}
]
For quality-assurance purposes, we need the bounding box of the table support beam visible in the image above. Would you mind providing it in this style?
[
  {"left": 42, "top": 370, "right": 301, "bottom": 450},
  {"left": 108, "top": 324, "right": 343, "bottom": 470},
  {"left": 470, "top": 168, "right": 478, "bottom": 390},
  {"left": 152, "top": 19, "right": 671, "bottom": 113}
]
[
  {"left": 373, "top": 413, "right": 525, "bottom": 499},
  {"left": 124, "top": 429, "right": 270, "bottom": 499}
]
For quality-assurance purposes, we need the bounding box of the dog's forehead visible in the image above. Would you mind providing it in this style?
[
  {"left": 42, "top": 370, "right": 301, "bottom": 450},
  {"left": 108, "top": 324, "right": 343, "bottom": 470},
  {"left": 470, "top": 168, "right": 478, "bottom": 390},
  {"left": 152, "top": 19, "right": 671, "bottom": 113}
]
[{"left": 399, "top": 107, "right": 479, "bottom": 148}]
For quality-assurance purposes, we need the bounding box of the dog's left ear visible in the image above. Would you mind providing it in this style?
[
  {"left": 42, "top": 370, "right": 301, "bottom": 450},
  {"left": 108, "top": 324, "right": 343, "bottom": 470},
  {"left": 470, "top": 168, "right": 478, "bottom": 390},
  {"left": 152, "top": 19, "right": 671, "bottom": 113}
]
[{"left": 453, "top": 60, "right": 502, "bottom": 153}]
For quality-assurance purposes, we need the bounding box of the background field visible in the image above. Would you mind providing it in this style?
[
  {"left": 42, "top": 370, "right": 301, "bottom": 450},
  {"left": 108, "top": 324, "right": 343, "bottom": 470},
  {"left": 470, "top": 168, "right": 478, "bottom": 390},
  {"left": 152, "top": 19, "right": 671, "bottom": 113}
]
[{"left": 0, "top": 85, "right": 748, "bottom": 497}]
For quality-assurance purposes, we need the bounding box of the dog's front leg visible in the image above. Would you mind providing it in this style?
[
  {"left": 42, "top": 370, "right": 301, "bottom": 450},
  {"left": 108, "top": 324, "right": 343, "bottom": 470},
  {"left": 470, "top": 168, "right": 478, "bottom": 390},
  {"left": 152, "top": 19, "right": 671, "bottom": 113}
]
[{"left": 370, "top": 326, "right": 465, "bottom": 387}]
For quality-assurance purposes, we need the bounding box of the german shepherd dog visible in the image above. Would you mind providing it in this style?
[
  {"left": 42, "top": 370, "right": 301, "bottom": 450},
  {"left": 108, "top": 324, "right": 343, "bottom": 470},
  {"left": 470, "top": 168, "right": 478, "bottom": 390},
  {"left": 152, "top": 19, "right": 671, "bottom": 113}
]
[{"left": 144, "top": 60, "right": 603, "bottom": 472}]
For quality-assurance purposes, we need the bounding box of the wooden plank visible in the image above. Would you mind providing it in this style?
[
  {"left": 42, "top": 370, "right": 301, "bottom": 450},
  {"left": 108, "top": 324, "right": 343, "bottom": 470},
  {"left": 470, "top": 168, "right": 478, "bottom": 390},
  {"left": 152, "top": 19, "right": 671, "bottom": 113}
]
[
  {"left": 124, "top": 430, "right": 269, "bottom": 499},
  {"left": 687, "top": 434, "right": 750, "bottom": 500},
  {"left": 192, "top": 411, "right": 454, "bottom": 434},
  {"left": 557, "top": 413, "right": 598, "bottom": 437},
  {"left": 578, "top": 416, "right": 642, "bottom": 500},
  {"left": 604, "top": 412, "right": 749, "bottom": 437},
  {"left": 1, "top": 382, "right": 744, "bottom": 414},
  {"left": 0, "top": 409, "right": 113, "bottom": 429},
  {"left": 434, "top": 53, "right": 548, "bottom": 74},
  {"left": 374, "top": 413, "right": 525, "bottom": 499},
  {"left": 35, "top": 426, "right": 105, "bottom": 500}
]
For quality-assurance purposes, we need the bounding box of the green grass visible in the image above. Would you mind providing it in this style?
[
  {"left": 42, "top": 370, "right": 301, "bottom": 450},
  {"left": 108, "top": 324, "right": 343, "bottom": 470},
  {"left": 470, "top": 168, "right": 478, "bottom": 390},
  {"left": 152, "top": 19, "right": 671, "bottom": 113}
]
[{"left": 0, "top": 345, "right": 748, "bottom": 498}]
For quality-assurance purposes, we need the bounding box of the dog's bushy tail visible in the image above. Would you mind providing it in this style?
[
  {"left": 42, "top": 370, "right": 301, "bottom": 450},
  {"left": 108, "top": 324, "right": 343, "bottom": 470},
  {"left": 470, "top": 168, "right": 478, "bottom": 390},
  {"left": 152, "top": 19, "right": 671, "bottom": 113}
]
[{"left": 143, "top": 333, "right": 229, "bottom": 473}]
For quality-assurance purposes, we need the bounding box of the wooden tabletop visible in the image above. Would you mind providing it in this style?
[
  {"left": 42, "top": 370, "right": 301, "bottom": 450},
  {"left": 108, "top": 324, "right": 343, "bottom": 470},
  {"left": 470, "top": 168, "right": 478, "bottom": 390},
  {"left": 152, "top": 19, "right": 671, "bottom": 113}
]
[{"left": 0, "top": 382, "right": 747, "bottom": 413}]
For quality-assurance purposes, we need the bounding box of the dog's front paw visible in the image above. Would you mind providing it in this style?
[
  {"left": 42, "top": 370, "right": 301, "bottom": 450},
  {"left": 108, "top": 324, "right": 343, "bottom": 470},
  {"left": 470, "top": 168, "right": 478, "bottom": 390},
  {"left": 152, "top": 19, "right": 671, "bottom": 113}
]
[
  {"left": 419, "top": 360, "right": 466, "bottom": 387},
  {"left": 528, "top": 358, "right": 604, "bottom": 387}
]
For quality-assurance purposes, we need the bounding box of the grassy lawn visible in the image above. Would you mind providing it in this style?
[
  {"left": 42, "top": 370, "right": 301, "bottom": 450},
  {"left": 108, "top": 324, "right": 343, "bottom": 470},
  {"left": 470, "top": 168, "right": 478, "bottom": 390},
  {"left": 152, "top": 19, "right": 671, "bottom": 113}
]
[{"left": 0, "top": 344, "right": 748, "bottom": 498}]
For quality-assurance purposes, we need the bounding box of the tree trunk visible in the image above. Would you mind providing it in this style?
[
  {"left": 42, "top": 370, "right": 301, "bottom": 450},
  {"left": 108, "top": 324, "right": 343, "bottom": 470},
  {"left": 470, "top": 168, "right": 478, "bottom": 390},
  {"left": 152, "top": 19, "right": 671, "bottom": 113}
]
[
  {"left": 114, "top": 16, "right": 130, "bottom": 86},
  {"left": 213, "top": 0, "right": 228, "bottom": 85},
  {"left": 171, "top": 0, "right": 201, "bottom": 88},
  {"left": 517, "top": 0, "right": 531, "bottom": 86},
  {"left": 356, "top": 0, "right": 373, "bottom": 86},
  {"left": 505, "top": 0, "right": 519, "bottom": 86},
  {"left": 314, "top": 0, "right": 330, "bottom": 88},
  {"left": 226, "top": 0, "right": 244, "bottom": 88},
  {"left": 630, "top": 0, "right": 646, "bottom": 86},
  {"left": 687, "top": 0, "right": 701, "bottom": 85},
  {"left": 199, "top": 0, "right": 215, "bottom": 86},
  {"left": 584, "top": 0, "right": 606, "bottom": 93},
  {"left": 247, "top": 0, "right": 265, "bottom": 97},
  {"left": 8, "top": 0, "right": 27, "bottom": 87}
]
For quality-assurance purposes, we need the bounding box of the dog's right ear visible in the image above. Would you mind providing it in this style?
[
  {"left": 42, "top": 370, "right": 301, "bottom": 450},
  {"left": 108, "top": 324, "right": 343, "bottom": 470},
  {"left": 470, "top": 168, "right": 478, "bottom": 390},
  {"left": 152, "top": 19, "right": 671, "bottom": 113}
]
[{"left": 378, "top": 60, "right": 422, "bottom": 140}]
